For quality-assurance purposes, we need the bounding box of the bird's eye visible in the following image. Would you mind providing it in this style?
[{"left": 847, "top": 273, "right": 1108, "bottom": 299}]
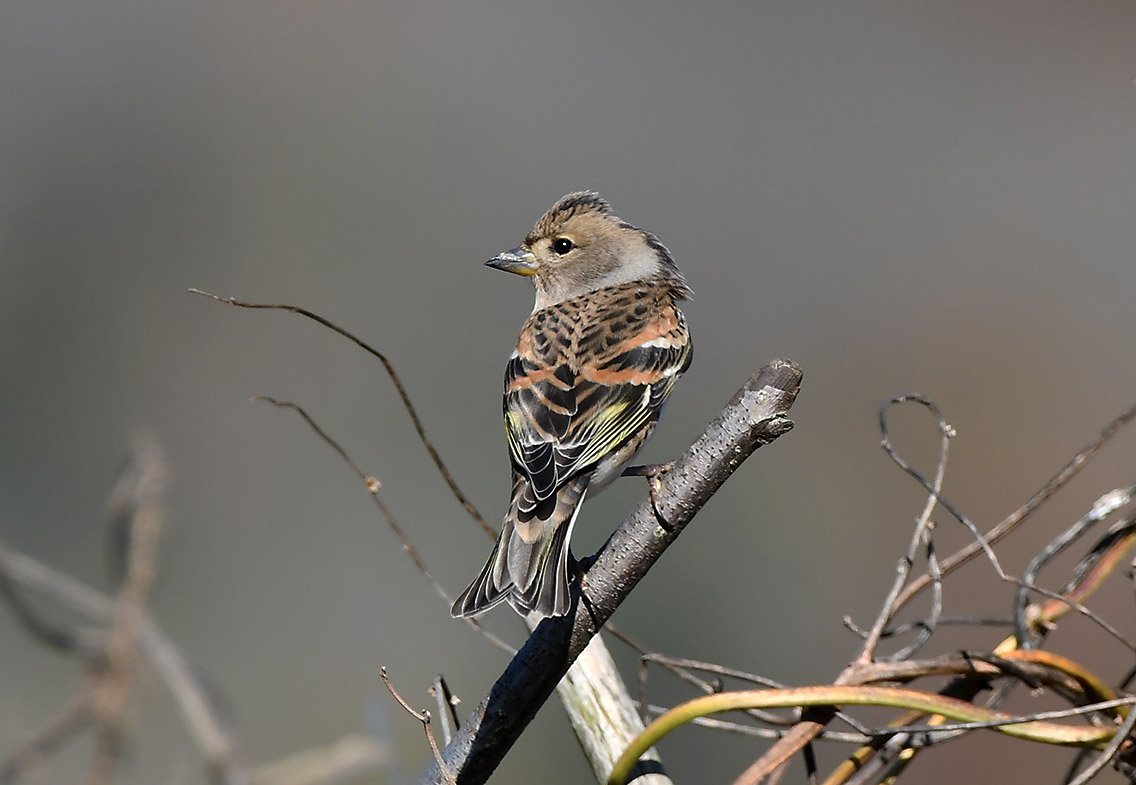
[{"left": 552, "top": 237, "right": 574, "bottom": 255}]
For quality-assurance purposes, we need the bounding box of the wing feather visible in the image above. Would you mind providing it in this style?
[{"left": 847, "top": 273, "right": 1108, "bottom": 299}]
[{"left": 503, "top": 282, "right": 691, "bottom": 501}]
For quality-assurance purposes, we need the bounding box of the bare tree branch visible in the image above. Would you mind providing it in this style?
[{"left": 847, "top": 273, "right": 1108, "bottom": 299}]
[
  {"left": 550, "top": 633, "right": 671, "bottom": 785},
  {"left": 0, "top": 694, "right": 92, "bottom": 784},
  {"left": 252, "top": 734, "right": 393, "bottom": 785},
  {"left": 87, "top": 437, "right": 167, "bottom": 785},
  {"left": 253, "top": 396, "right": 515, "bottom": 656},
  {"left": 418, "top": 359, "right": 802, "bottom": 785},
  {"left": 188, "top": 288, "right": 494, "bottom": 537},
  {"left": 191, "top": 290, "right": 801, "bottom": 783},
  {"left": 195, "top": 288, "right": 685, "bottom": 781},
  {"left": 381, "top": 668, "right": 454, "bottom": 784},
  {"left": 892, "top": 400, "right": 1136, "bottom": 614},
  {"left": 0, "top": 544, "right": 251, "bottom": 784},
  {"left": 858, "top": 394, "right": 952, "bottom": 663},
  {"left": 700, "top": 398, "right": 1136, "bottom": 785}
]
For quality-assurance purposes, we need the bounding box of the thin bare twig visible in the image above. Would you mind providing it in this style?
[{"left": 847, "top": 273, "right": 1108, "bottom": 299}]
[
  {"left": 861, "top": 697, "right": 1135, "bottom": 737},
  {"left": 198, "top": 293, "right": 518, "bottom": 656},
  {"left": 380, "top": 668, "right": 454, "bottom": 785},
  {"left": 0, "top": 544, "right": 250, "bottom": 784},
  {"left": 0, "top": 559, "right": 92, "bottom": 655},
  {"left": 607, "top": 625, "right": 735, "bottom": 712},
  {"left": 1015, "top": 581, "right": 1135, "bottom": 652},
  {"left": 885, "top": 527, "right": 943, "bottom": 663},
  {"left": 639, "top": 653, "right": 784, "bottom": 690},
  {"left": 0, "top": 694, "right": 92, "bottom": 784},
  {"left": 877, "top": 398, "right": 1008, "bottom": 583},
  {"left": 842, "top": 651, "right": 1116, "bottom": 706},
  {"left": 1014, "top": 487, "right": 1136, "bottom": 648},
  {"left": 199, "top": 293, "right": 701, "bottom": 780},
  {"left": 732, "top": 399, "right": 1136, "bottom": 785},
  {"left": 893, "top": 401, "right": 1136, "bottom": 613},
  {"left": 252, "top": 734, "right": 392, "bottom": 785},
  {"left": 253, "top": 397, "right": 442, "bottom": 591},
  {"left": 253, "top": 396, "right": 514, "bottom": 656},
  {"left": 638, "top": 705, "right": 870, "bottom": 743},
  {"left": 430, "top": 676, "right": 460, "bottom": 746},
  {"left": 189, "top": 288, "right": 493, "bottom": 537},
  {"left": 87, "top": 438, "right": 167, "bottom": 785},
  {"left": 544, "top": 631, "right": 672, "bottom": 785},
  {"left": 637, "top": 654, "right": 799, "bottom": 728},
  {"left": 608, "top": 534, "right": 872, "bottom": 739},
  {"left": 1065, "top": 703, "right": 1136, "bottom": 785},
  {"left": 858, "top": 395, "right": 952, "bottom": 663},
  {"left": 870, "top": 401, "right": 1136, "bottom": 653},
  {"left": 844, "top": 615, "right": 1014, "bottom": 638}
]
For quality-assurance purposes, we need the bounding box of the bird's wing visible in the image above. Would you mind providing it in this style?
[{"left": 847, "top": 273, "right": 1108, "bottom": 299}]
[{"left": 503, "top": 284, "right": 692, "bottom": 511}]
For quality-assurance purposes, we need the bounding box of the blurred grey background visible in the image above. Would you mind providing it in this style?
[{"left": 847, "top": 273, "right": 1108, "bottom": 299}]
[{"left": 3, "top": 1, "right": 1136, "bottom": 782}]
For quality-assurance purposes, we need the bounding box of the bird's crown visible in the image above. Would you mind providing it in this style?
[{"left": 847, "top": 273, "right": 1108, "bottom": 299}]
[{"left": 525, "top": 191, "right": 612, "bottom": 244}]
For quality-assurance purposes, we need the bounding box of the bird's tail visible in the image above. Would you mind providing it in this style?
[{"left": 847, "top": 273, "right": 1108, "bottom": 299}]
[{"left": 451, "top": 476, "right": 589, "bottom": 618}]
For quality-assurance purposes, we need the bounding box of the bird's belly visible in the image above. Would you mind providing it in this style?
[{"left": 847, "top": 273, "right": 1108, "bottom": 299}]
[{"left": 586, "top": 420, "right": 658, "bottom": 493}]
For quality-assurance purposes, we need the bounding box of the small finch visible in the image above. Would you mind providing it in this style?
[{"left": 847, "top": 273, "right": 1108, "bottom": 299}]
[{"left": 451, "top": 192, "right": 693, "bottom": 618}]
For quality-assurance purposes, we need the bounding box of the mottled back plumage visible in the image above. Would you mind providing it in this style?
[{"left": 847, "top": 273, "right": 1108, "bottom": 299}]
[{"left": 452, "top": 193, "right": 692, "bottom": 618}]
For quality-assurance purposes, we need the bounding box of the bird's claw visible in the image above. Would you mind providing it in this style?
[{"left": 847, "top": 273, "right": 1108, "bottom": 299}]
[{"left": 623, "top": 461, "right": 675, "bottom": 528}]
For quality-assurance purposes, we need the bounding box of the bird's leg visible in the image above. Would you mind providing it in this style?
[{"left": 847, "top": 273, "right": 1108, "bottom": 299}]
[
  {"left": 622, "top": 462, "right": 674, "bottom": 528},
  {"left": 570, "top": 550, "right": 590, "bottom": 580},
  {"left": 570, "top": 552, "right": 602, "bottom": 624},
  {"left": 622, "top": 461, "right": 674, "bottom": 481}
]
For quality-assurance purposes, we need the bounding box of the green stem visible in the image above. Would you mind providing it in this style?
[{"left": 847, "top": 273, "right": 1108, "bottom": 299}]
[{"left": 608, "top": 684, "right": 1116, "bottom": 785}]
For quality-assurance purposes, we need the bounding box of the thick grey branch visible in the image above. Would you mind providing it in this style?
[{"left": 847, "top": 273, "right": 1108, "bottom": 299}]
[
  {"left": 420, "top": 359, "right": 802, "bottom": 785},
  {"left": 553, "top": 633, "right": 670, "bottom": 785}
]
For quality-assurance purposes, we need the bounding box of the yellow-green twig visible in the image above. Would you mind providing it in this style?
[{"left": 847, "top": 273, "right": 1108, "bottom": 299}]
[{"left": 608, "top": 685, "right": 1117, "bottom": 785}]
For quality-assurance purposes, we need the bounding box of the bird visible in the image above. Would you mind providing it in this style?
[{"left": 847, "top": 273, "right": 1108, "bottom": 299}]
[{"left": 451, "top": 192, "right": 693, "bottom": 618}]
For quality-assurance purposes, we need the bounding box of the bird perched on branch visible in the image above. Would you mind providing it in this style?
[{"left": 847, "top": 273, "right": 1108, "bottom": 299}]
[{"left": 451, "top": 192, "right": 693, "bottom": 618}]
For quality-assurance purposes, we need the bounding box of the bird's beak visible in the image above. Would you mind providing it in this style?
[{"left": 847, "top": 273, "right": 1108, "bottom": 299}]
[{"left": 485, "top": 246, "right": 538, "bottom": 276}]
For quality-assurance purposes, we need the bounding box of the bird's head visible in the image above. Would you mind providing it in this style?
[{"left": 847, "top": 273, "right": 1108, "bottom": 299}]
[{"left": 486, "top": 191, "right": 690, "bottom": 309}]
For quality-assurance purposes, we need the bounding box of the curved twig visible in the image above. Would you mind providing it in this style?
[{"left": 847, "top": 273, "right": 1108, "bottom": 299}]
[
  {"left": 1013, "top": 487, "right": 1136, "bottom": 648},
  {"left": 893, "top": 401, "right": 1136, "bottom": 613},
  {"left": 252, "top": 396, "right": 515, "bottom": 655},
  {"left": 188, "top": 288, "right": 494, "bottom": 537},
  {"left": 858, "top": 395, "right": 952, "bottom": 662},
  {"left": 609, "top": 685, "right": 1122, "bottom": 785}
]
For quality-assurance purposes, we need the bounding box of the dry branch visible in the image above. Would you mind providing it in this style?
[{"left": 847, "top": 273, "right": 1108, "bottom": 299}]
[
  {"left": 418, "top": 359, "right": 802, "bottom": 785},
  {"left": 192, "top": 290, "right": 805, "bottom": 782},
  {"left": 601, "top": 395, "right": 1136, "bottom": 785},
  {"left": 551, "top": 633, "right": 670, "bottom": 785}
]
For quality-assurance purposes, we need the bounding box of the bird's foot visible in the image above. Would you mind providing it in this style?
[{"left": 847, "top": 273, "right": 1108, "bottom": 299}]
[
  {"left": 570, "top": 551, "right": 592, "bottom": 580},
  {"left": 569, "top": 553, "right": 601, "bottom": 623},
  {"left": 622, "top": 461, "right": 674, "bottom": 528}
]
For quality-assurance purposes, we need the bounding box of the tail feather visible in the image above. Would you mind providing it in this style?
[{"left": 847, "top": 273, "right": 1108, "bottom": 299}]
[
  {"left": 511, "top": 516, "right": 573, "bottom": 616},
  {"left": 451, "top": 475, "right": 589, "bottom": 618},
  {"left": 451, "top": 536, "right": 511, "bottom": 616}
]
